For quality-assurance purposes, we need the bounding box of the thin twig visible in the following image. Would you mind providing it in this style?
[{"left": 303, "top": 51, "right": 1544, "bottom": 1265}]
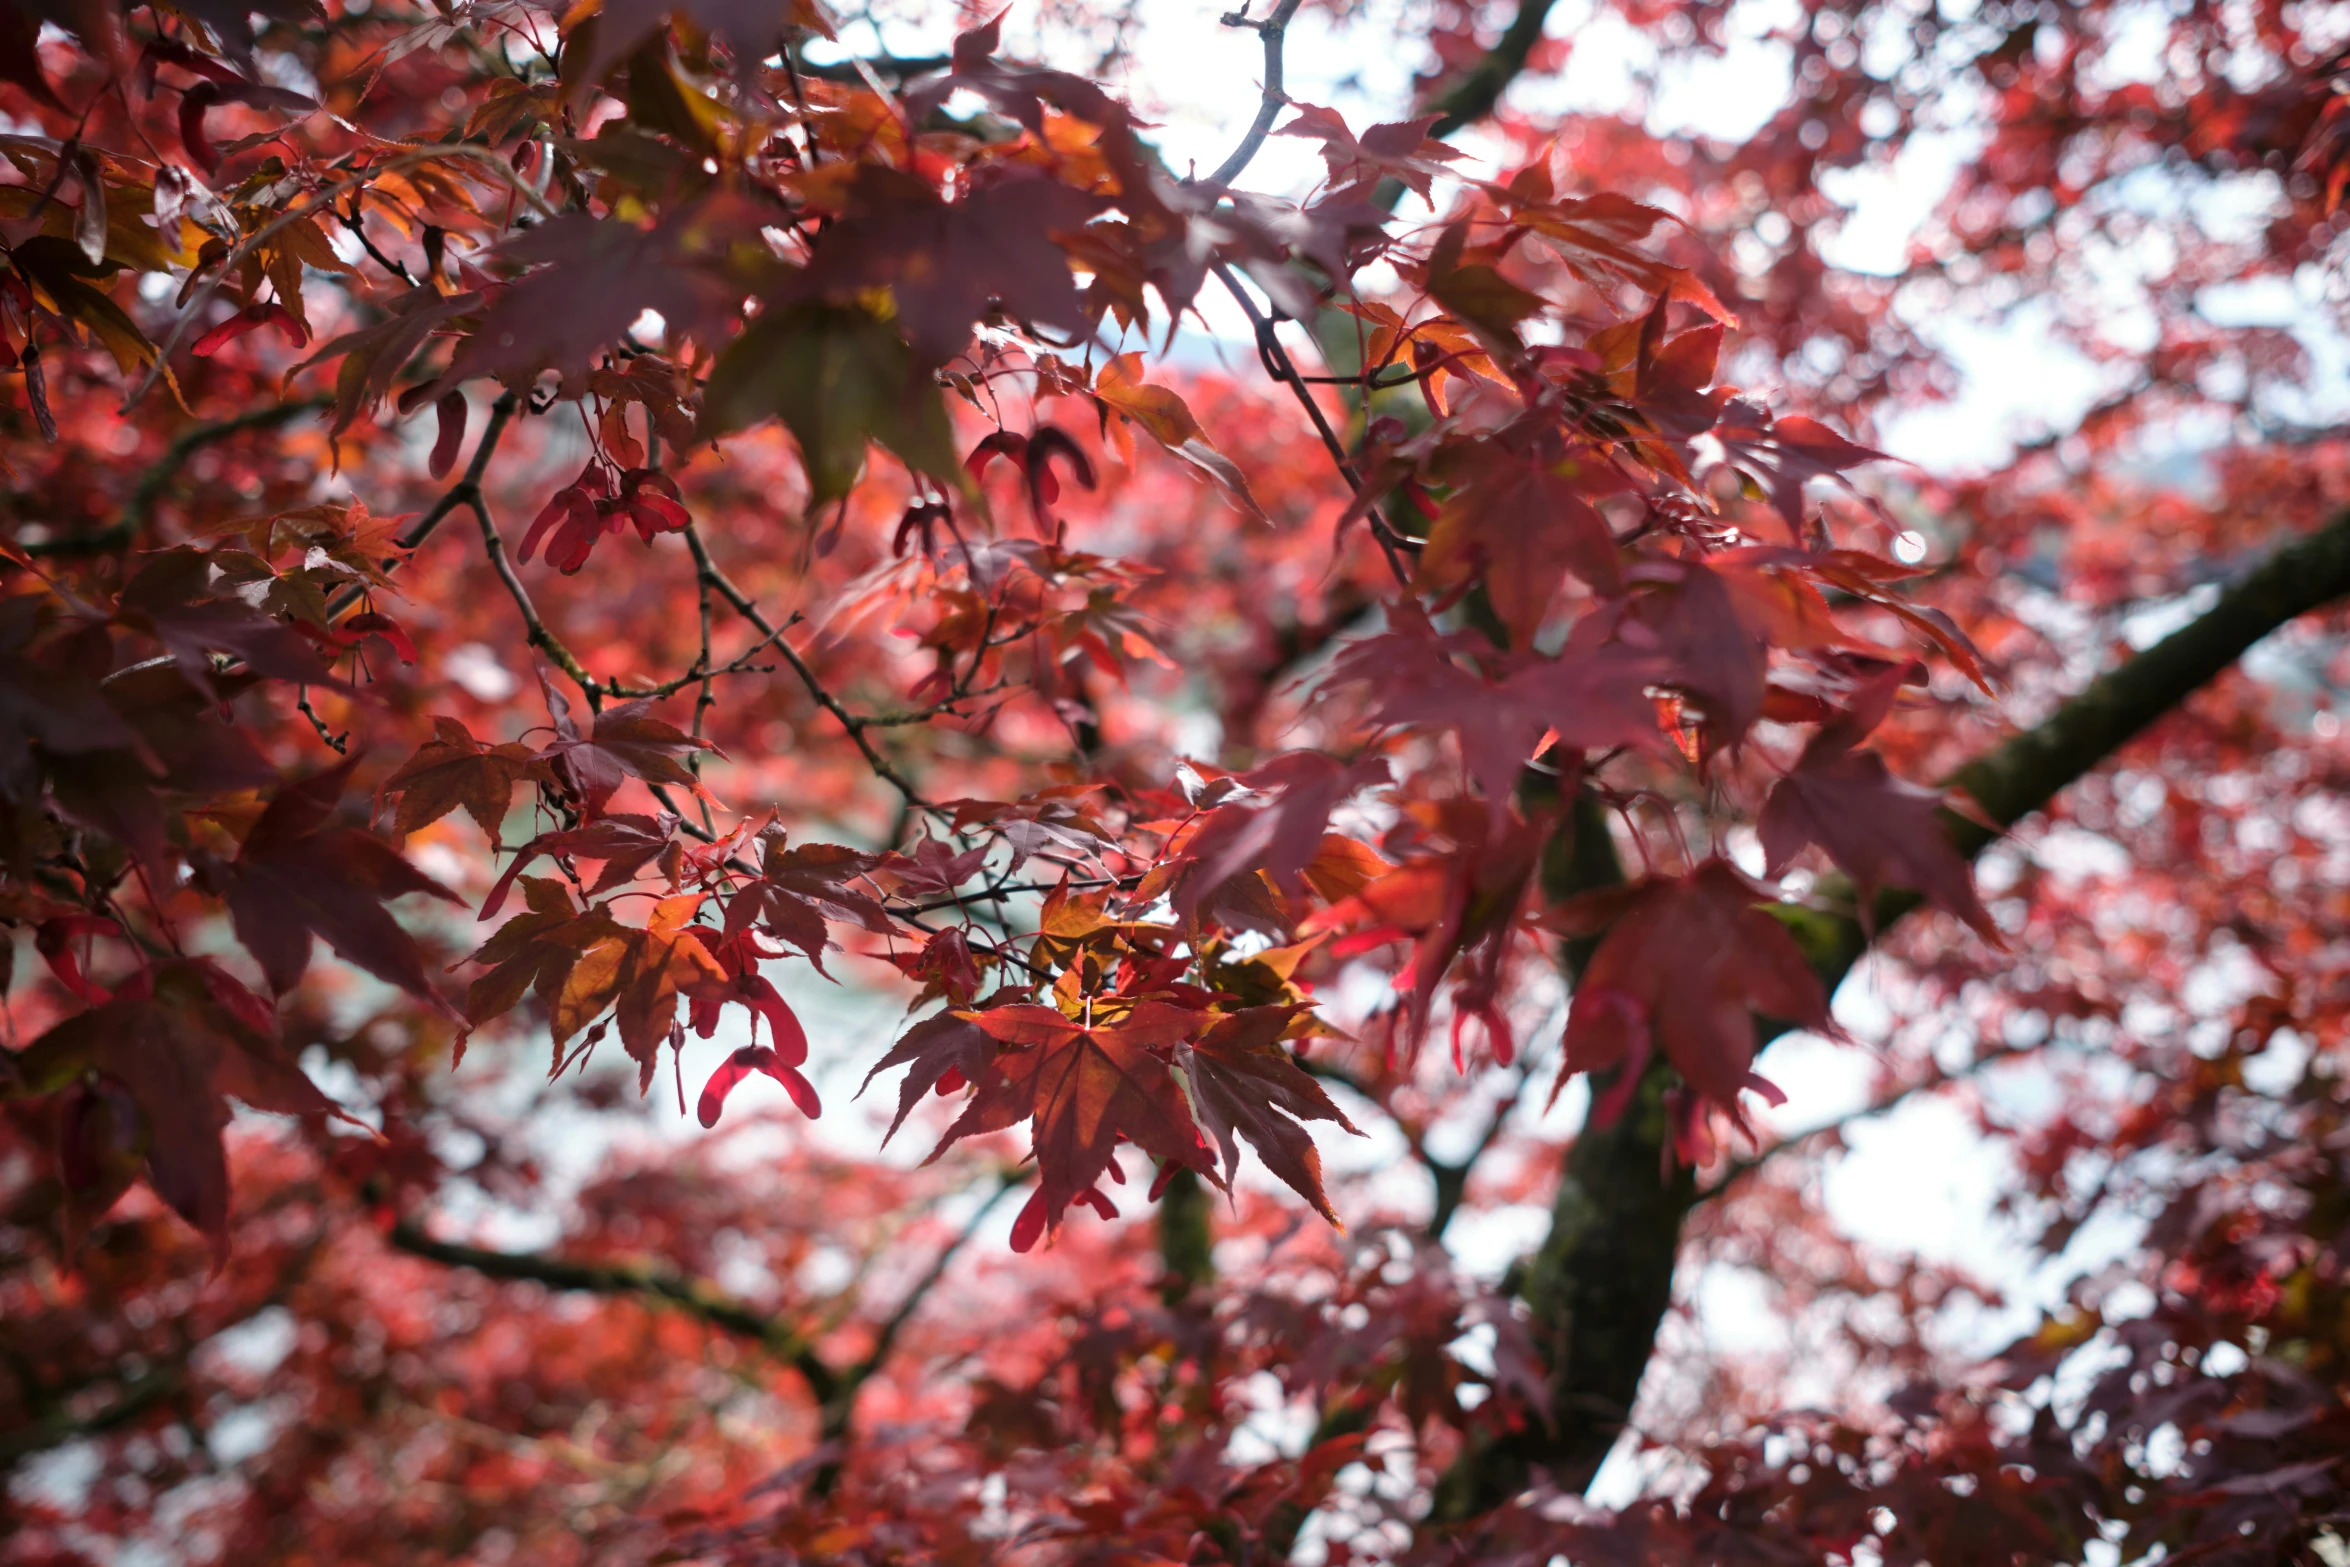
[
  {"left": 464, "top": 490, "right": 601, "bottom": 702},
  {"left": 324, "top": 390, "right": 522, "bottom": 621},
  {"left": 338, "top": 200, "right": 414, "bottom": 284},
  {"left": 681, "top": 522, "right": 936, "bottom": 811},
  {"left": 1213, "top": 263, "right": 1417, "bottom": 585},
  {"left": 891, "top": 874, "right": 1126, "bottom": 918},
  {"left": 689, "top": 546, "right": 721, "bottom": 835}
]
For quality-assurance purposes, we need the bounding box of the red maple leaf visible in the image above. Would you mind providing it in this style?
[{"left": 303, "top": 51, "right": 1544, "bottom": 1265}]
[
  {"left": 928, "top": 1000, "right": 1218, "bottom": 1244},
  {"left": 442, "top": 213, "right": 742, "bottom": 387},
  {"left": 1161, "top": 752, "right": 1391, "bottom": 928},
  {"left": 1416, "top": 446, "right": 1627, "bottom": 645},
  {"left": 1277, "top": 103, "right": 1466, "bottom": 200},
  {"left": 1712, "top": 401, "right": 1887, "bottom": 532},
  {"left": 860, "top": 1010, "right": 999, "bottom": 1144},
  {"left": 203, "top": 759, "right": 463, "bottom": 1017},
  {"left": 784, "top": 167, "right": 1102, "bottom": 371},
  {"left": 16, "top": 958, "right": 341, "bottom": 1252},
  {"left": 481, "top": 812, "right": 679, "bottom": 920},
  {"left": 1629, "top": 558, "right": 1771, "bottom": 741},
  {"left": 722, "top": 832, "right": 895, "bottom": 973},
  {"left": 383, "top": 716, "right": 546, "bottom": 844},
  {"left": 902, "top": 10, "right": 1127, "bottom": 137},
  {"left": 1759, "top": 665, "right": 2000, "bottom": 940},
  {"left": 1554, "top": 858, "right": 1831, "bottom": 1125},
  {"left": 1322, "top": 605, "right": 1664, "bottom": 825},
  {"left": 1174, "top": 1006, "right": 1363, "bottom": 1224},
  {"left": 533, "top": 675, "right": 712, "bottom": 816}
]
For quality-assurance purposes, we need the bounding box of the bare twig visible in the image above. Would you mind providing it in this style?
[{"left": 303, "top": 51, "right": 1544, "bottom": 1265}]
[
  {"left": 681, "top": 522, "right": 936, "bottom": 811},
  {"left": 465, "top": 490, "right": 601, "bottom": 701},
  {"left": 1197, "top": 0, "right": 1309, "bottom": 192},
  {"left": 1212, "top": 263, "right": 1417, "bottom": 586},
  {"left": 324, "top": 390, "right": 522, "bottom": 621},
  {"left": 891, "top": 874, "right": 1126, "bottom": 918}
]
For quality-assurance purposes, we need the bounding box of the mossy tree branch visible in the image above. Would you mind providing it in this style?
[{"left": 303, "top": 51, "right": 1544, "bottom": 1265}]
[{"left": 1431, "top": 507, "right": 2350, "bottom": 1524}]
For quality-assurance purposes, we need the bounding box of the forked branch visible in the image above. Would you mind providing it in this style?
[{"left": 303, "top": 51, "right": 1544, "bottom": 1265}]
[{"left": 1197, "top": 0, "right": 1309, "bottom": 191}]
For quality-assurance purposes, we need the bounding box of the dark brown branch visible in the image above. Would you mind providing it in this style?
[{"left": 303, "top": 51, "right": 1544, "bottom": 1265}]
[
  {"left": 793, "top": 50, "right": 948, "bottom": 84},
  {"left": 1421, "top": 0, "right": 1561, "bottom": 138},
  {"left": 1213, "top": 263, "right": 1417, "bottom": 585},
  {"left": 0, "top": 1365, "right": 185, "bottom": 1465},
  {"left": 464, "top": 490, "right": 601, "bottom": 702},
  {"left": 1430, "top": 506, "right": 2350, "bottom": 1525},
  {"left": 23, "top": 397, "right": 331, "bottom": 558},
  {"left": 1156, "top": 1165, "right": 1217, "bottom": 1304},
  {"left": 681, "top": 522, "right": 937, "bottom": 812},
  {"left": 323, "top": 389, "right": 522, "bottom": 622},
  {"left": 386, "top": 1219, "right": 841, "bottom": 1405}
]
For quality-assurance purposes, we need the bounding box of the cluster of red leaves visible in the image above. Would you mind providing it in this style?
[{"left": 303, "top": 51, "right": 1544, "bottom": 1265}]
[
  {"left": 2, "top": 0, "right": 2348, "bottom": 1560},
  {"left": 0, "top": 0, "right": 2009, "bottom": 1378}
]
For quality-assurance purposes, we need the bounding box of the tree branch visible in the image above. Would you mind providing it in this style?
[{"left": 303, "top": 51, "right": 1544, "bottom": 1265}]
[
  {"left": 323, "top": 389, "right": 521, "bottom": 622},
  {"left": 1197, "top": 0, "right": 1308, "bottom": 192},
  {"left": 22, "top": 397, "right": 332, "bottom": 558},
  {"left": 1213, "top": 263, "right": 1417, "bottom": 585},
  {"left": 681, "top": 521, "right": 937, "bottom": 811},
  {"left": 793, "top": 49, "right": 948, "bottom": 84},
  {"left": 1421, "top": 0, "right": 1561, "bottom": 138},
  {"left": 464, "top": 490, "right": 602, "bottom": 702},
  {"left": 386, "top": 1219, "right": 842, "bottom": 1405},
  {"left": 1431, "top": 506, "right": 2350, "bottom": 1524},
  {"left": 0, "top": 1365, "right": 185, "bottom": 1465}
]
